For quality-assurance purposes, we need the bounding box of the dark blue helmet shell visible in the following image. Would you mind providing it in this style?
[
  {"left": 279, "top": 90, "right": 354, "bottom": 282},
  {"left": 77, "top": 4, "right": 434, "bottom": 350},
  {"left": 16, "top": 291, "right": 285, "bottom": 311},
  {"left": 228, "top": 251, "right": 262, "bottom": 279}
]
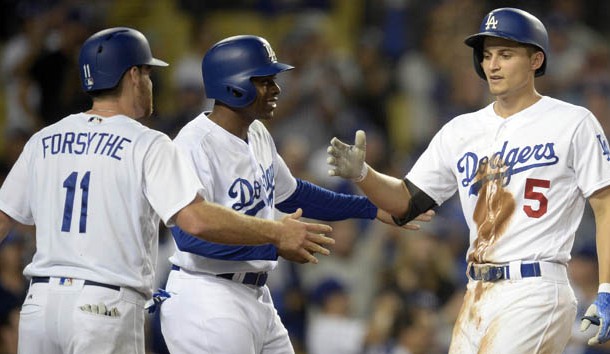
[
  {"left": 464, "top": 8, "right": 549, "bottom": 80},
  {"left": 78, "top": 27, "right": 168, "bottom": 92},
  {"left": 202, "top": 35, "right": 294, "bottom": 108}
]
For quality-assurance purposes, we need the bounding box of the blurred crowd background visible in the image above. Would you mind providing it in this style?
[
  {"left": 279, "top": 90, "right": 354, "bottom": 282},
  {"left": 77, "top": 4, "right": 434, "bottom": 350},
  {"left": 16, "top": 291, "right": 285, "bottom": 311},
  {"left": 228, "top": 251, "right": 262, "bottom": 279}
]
[{"left": 0, "top": 0, "right": 609, "bottom": 353}]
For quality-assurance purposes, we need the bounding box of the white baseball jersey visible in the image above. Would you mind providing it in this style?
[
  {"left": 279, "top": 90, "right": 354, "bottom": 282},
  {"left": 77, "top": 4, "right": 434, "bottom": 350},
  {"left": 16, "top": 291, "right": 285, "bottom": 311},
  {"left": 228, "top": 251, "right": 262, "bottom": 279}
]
[
  {"left": 0, "top": 113, "right": 204, "bottom": 297},
  {"left": 161, "top": 113, "right": 298, "bottom": 354},
  {"left": 407, "top": 96, "right": 610, "bottom": 264},
  {"left": 168, "top": 112, "right": 297, "bottom": 274},
  {"left": 407, "top": 96, "right": 608, "bottom": 352}
]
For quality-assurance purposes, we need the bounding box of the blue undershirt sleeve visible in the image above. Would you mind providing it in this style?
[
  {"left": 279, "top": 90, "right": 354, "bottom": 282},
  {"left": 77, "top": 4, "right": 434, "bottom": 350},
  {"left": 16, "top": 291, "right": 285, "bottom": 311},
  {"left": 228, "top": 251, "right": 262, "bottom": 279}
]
[
  {"left": 276, "top": 179, "right": 377, "bottom": 221},
  {"left": 171, "top": 226, "right": 278, "bottom": 260}
]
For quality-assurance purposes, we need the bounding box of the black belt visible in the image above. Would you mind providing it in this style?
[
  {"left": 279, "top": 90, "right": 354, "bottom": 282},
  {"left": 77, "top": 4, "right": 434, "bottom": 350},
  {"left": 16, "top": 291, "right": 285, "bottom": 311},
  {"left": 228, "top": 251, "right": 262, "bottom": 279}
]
[
  {"left": 468, "top": 262, "right": 541, "bottom": 282},
  {"left": 171, "top": 264, "right": 268, "bottom": 287},
  {"left": 31, "top": 277, "right": 120, "bottom": 291}
]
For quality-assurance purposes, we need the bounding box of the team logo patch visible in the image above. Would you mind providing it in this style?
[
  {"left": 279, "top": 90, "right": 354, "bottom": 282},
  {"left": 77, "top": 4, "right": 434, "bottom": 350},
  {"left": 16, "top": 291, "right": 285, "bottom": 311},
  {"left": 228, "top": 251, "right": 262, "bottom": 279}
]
[
  {"left": 597, "top": 134, "right": 610, "bottom": 161},
  {"left": 59, "top": 277, "right": 73, "bottom": 286}
]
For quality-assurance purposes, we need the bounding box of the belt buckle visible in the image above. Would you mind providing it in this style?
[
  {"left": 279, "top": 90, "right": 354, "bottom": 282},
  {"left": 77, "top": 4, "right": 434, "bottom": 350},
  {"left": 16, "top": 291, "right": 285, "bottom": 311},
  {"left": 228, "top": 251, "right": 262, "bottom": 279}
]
[{"left": 475, "top": 265, "right": 504, "bottom": 281}]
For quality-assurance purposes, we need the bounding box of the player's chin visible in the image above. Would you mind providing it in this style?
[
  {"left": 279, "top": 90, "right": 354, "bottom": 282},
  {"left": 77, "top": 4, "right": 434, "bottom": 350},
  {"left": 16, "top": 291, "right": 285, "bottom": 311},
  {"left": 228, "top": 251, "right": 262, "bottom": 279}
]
[
  {"left": 487, "top": 86, "right": 504, "bottom": 97},
  {"left": 258, "top": 110, "right": 275, "bottom": 120}
]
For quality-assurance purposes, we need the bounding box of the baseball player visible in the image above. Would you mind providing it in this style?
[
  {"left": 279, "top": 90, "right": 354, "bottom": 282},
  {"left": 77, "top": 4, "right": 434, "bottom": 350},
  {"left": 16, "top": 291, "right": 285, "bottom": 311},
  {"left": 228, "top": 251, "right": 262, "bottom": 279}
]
[
  {"left": 327, "top": 7, "right": 610, "bottom": 353},
  {"left": 158, "top": 35, "right": 432, "bottom": 354},
  {"left": 0, "top": 27, "right": 334, "bottom": 354}
]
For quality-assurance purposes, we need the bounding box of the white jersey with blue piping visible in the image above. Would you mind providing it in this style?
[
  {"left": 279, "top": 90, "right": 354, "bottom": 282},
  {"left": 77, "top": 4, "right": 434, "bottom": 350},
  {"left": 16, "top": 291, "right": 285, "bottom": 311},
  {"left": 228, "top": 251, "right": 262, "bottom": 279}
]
[
  {"left": 169, "top": 112, "right": 297, "bottom": 274},
  {"left": 406, "top": 96, "right": 610, "bottom": 264},
  {"left": 0, "top": 113, "right": 204, "bottom": 297}
]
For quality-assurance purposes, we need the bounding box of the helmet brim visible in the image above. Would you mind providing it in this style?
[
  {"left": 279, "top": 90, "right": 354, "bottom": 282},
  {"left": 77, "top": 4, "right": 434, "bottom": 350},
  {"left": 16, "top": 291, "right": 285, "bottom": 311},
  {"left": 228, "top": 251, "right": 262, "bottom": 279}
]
[
  {"left": 465, "top": 32, "right": 542, "bottom": 51},
  {"left": 464, "top": 33, "right": 505, "bottom": 48},
  {"left": 464, "top": 33, "right": 484, "bottom": 48},
  {"left": 249, "top": 62, "right": 294, "bottom": 77},
  {"left": 148, "top": 57, "right": 169, "bottom": 67}
]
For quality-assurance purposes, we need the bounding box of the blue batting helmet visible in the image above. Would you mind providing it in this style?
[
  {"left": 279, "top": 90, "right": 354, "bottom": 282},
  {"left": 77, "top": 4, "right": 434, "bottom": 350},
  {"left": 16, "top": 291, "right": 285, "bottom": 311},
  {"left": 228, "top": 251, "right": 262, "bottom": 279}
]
[
  {"left": 464, "top": 8, "right": 549, "bottom": 80},
  {"left": 78, "top": 27, "right": 168, "bottom": 92},
  {"left": 202, "top": 35, "right": 294, "bottom": 108}
]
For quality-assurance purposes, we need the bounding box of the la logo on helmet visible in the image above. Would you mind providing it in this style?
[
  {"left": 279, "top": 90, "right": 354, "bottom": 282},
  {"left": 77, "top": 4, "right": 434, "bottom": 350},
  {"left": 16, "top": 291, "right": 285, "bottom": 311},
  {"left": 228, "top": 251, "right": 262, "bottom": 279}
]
[
  {"left": 262, "top": 42, "right": 277, "bottom": 63},
  {"left": 485, "top": 13, "right": 498, "bottom": 30}
]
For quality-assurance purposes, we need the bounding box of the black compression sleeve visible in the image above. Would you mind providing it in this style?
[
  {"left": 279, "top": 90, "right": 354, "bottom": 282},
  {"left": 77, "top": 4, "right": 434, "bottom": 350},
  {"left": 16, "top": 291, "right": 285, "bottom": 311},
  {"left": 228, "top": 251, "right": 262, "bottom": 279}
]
[{"left": 391, "top": 179, "right": 437, "bottom": 226}]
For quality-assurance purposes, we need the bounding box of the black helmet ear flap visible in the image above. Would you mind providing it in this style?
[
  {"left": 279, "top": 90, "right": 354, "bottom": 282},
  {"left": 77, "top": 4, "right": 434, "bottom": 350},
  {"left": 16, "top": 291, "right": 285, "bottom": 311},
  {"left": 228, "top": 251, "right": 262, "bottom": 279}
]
[
  {"left": 472, "top": 45, "right": 486, "bottom": 80},
  {"left": 227, "top": 85, "right": 246, "bottom": 98},
  {"left": 221, "top": 80, "right": 255, "bottom": 105}
]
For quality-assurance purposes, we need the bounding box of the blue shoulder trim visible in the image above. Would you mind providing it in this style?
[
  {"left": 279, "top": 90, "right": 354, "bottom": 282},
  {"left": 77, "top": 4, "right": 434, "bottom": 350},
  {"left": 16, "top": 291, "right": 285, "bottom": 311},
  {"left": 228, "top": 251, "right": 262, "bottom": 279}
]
[
  {"left": 276, "top": 179, "right": 377, "bottom": 221},
  {"left": 170, "top": 227, "right": 278, "bottom": 261}
]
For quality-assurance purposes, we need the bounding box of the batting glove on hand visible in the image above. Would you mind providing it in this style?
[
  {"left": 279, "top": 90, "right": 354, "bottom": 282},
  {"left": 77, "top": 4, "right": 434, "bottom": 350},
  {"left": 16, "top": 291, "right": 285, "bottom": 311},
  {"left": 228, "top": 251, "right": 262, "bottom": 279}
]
[
  {"left": 327, "top": 130, "right": 368, "bottom": 182},
  {"left": 581, "top": 292, "right": 610, "bottom": 345}
]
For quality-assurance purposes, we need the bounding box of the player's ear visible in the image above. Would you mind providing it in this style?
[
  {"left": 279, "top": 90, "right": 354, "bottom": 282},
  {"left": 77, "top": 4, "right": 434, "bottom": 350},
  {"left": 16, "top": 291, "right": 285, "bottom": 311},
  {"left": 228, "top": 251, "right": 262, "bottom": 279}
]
[
  {"left": 113, "top": 66, "right": 139, "bottom": 98},
  {"left": 530, "top": 51, "right": 544, "bottom": 72},
  {"left": 119, "top": 66, "right": 138, "bottom": 88}
]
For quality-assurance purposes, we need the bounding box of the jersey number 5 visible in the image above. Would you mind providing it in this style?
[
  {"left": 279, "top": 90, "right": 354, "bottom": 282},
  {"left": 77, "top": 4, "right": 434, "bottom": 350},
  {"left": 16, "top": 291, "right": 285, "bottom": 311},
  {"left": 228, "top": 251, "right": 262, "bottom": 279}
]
[
  {"left": 62, "top": 171, "right": 91, "bottom": 233},
  {"left": 523, "top": 178, "right": 550, "bottom": 218}
]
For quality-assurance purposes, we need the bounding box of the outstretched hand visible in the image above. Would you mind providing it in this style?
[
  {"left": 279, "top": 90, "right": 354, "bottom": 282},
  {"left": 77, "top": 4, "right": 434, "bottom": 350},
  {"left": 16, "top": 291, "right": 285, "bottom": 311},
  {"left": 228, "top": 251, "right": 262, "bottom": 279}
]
[
  {"left": 376, "top": 209, "right": 435, "bottom": 230},
  {"left": 327, "top": 130, "right": 368, "bottom": 181},
  {"left": 276, "top": 208, "right": 335, "bottom": 264},
  {"left": 581, "top": 292, "right": 610, "bottom": 345}
]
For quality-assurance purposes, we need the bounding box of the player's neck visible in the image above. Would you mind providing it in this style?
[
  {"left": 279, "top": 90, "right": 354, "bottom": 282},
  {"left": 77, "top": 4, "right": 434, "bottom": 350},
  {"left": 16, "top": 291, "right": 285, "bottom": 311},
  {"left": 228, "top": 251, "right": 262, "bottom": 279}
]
[
  {"left": 494, "top": 91, "right": 542, "bottom": 118},
  {"left": 87, "top": 99, "right": 123, "bottom": 117},
  {"left": 89, "top": 108, "right": 119, "bottom": 114},
  {"left": 208, "top": 107, "right": 250, "bottom": 141},
  {"left": 88, "top": 97, "right": 140, "bottom": 119},
  {"left": 88, "top": 107, "right": 119, "bottom": 116}
]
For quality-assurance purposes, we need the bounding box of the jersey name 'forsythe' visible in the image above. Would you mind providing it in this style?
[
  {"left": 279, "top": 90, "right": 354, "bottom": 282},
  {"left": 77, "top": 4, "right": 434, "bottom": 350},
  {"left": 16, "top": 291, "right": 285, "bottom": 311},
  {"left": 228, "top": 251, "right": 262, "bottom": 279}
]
[{"left": 41, "top": 131, "right": 132, "bottom": 160}]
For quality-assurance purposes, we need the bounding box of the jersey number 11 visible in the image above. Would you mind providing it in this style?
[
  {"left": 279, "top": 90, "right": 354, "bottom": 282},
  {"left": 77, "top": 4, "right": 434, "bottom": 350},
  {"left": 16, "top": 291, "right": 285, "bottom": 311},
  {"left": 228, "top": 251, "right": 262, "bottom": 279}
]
[{"left": 61, "top": 171, "right": 91, "bottom": 233}]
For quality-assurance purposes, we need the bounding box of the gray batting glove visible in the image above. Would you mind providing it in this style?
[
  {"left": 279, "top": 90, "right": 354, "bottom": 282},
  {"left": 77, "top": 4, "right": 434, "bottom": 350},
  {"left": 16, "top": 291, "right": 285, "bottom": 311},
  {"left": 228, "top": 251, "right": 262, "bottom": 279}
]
[
  {"left": 80, "top": 302, "right": 120, "bottom": 317},
  {"left": 581, "top": 292, "right": 610, "bottom": 345},
  {"left": 327, "top": 130, "right": 368, "bottom": 181}
]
